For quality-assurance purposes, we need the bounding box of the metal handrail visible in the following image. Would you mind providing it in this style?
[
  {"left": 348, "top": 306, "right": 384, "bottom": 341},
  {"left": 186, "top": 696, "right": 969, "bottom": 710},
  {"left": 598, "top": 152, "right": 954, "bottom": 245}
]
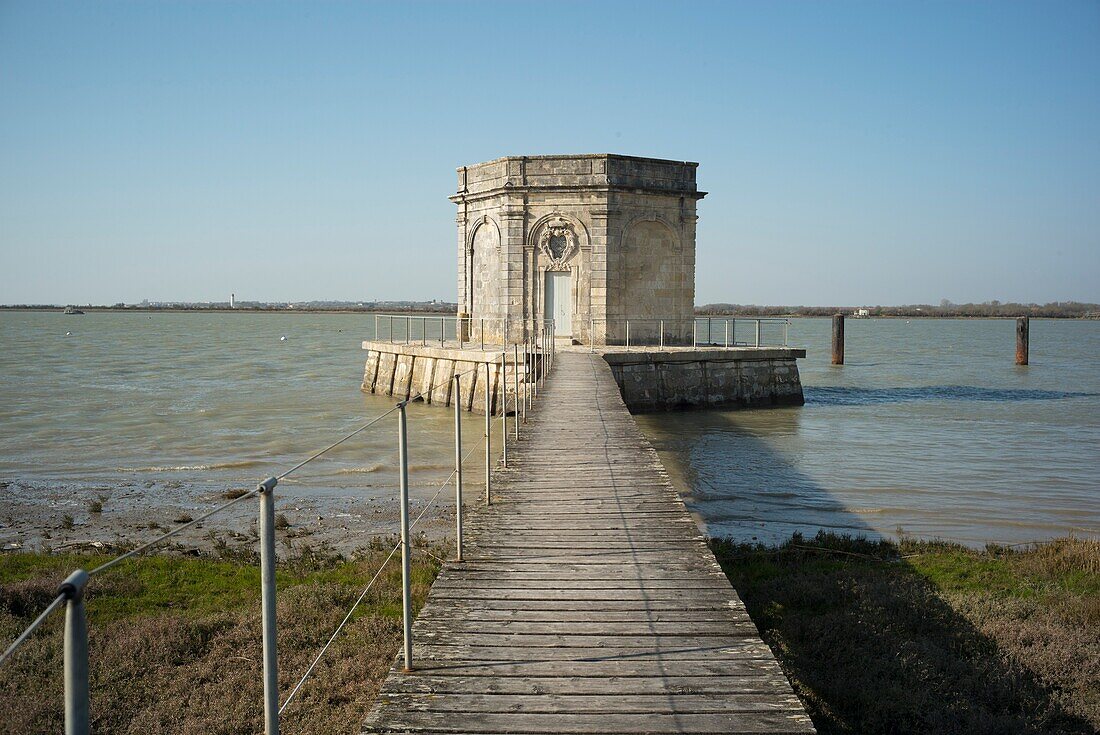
[
  {"left": 371, "top": 313, "right": 553, "bottom": 349},
  {"left": 587, "top": 317, "right": 790, "bottom": 348},
  {"left": 0, "top": 324, "right": 558, "bottom": 735}
]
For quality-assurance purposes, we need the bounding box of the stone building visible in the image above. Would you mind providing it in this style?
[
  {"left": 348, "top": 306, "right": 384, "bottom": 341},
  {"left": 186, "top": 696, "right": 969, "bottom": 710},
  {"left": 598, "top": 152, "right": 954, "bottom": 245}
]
[{"left": 450, "top": 154, "right": 706, "bottom": 345}]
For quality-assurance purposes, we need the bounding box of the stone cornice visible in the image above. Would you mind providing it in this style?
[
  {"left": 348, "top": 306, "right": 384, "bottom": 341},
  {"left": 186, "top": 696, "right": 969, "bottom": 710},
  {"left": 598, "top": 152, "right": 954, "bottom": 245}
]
[{"left": 450, "top": 185, "right": 707, "bottom": 205}]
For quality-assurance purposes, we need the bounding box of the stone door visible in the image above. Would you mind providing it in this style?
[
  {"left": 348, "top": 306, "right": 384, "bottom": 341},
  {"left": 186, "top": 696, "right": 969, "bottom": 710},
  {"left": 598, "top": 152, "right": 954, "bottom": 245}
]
[{"left": 545, "top": 271, "right": 572, "bottom": 337}]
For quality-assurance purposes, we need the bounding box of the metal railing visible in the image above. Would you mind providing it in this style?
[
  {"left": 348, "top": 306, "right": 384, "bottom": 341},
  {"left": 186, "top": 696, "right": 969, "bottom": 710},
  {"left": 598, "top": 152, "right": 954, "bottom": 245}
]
[
  {"left": 0, "top": 327, "right": 558, "bottom": 734},
  {"left": 588, "top": 317, "right": 790, "bottom": 348},
  {"left": 372, "top": 314, "right": 554, "bottom": 350}
]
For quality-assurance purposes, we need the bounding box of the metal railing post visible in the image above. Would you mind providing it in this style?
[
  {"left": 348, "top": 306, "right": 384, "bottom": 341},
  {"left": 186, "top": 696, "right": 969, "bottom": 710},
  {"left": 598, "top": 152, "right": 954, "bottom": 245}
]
[
  {"left": 484, "top": 361, "right": 491, "bottom": 505},
  {"left": 755, "top": 319, "right": 761, "bottom": 347},
  {"left": 453, "top": 376, "right": 463, "bottom": 562},
  {"left": 521, "top": 341, "right": 528, "bottom": 424},
  {"left": 526, "top": 337, "right": 533, "bottom": 413},
  {"left": 660, "top": 320, "right": 664, "bottom": 349},
  {"left": 626, "top": 320, "right": 630, "bottom": 348},
  {"left": 500, "top": 352, "right": 507, "bottom": 468},
  {"left": 440, "top": 316, "right": 445, "bottom": 347},
  {"left": 724, "top": 319, "right": 730, "bottom": 347},
  {"left": 512, "top": 343, "right": 521, "bottom": 440},
  {"left": 692, "top": 320, "right": 697, "bottom": 348},
  {"left": 533, "top": 331, "right": 539, "bottom": 399},
  {"left": 708, "top": 316, "right": 712, "bottom": 345},
  {"left": 396, "top": 405, "right": 413, "bottom": 671},
  {"left": 257, "top": 476, "right": 280, "bottom": 734},
  {"left": 61, "top": 569, "right": 90, "bottom": 735},
  {"left": 784, "top": 319, "right": 789, "bottom": 346}
]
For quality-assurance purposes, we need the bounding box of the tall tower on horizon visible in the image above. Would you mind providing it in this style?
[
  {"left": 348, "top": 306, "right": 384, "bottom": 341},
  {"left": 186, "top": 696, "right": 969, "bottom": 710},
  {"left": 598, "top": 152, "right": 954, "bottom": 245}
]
[{"left": 230, "top": 293, "right": 235, "bottom": 308}]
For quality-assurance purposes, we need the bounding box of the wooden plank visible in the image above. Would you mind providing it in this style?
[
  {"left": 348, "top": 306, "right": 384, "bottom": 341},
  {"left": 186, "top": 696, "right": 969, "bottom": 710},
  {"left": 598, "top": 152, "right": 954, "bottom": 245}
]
[{"left": 363, "top": 710, "right": 815, "bottom": 734}]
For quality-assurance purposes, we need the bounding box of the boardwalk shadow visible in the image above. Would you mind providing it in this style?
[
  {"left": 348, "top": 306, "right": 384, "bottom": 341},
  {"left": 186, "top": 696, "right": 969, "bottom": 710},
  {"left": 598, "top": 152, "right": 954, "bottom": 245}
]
[{"left": 639, "top": 409, "right": 1095, "bottom": 735}]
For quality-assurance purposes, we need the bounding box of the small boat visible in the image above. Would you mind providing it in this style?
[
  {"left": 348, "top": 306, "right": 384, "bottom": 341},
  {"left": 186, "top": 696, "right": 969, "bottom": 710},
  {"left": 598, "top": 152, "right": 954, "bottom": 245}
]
[{"left": 63, "top": 306, "right": 85, "bottom": 315}]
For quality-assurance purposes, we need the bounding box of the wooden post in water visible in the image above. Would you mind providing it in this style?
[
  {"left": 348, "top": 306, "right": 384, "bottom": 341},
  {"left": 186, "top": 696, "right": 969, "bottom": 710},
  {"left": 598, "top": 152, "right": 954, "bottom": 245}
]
[
  {"left": 1016, "top": 316, "right": 1029, "bottom": 365},
  {"left": 831, "top": 313, "right": 845, "bottom": 365}
]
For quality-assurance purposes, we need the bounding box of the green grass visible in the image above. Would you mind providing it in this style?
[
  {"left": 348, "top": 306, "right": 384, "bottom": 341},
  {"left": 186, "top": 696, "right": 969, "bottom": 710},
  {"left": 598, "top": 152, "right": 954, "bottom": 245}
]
[
  {"left": 0, "top": 543, "right": 443, "bottom": 735},
  {"left": 711, "top": 532, "right": 1100, "bottom": 735}
]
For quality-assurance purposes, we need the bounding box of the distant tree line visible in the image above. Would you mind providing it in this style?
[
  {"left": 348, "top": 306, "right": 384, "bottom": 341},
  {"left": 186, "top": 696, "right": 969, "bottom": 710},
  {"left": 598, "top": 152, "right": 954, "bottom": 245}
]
[
  {"left": 695, "top": 301, "right": 1100, "bottom": 319},
  {"left": 0, "top": 301, "right": 458, "bottom": 313}
]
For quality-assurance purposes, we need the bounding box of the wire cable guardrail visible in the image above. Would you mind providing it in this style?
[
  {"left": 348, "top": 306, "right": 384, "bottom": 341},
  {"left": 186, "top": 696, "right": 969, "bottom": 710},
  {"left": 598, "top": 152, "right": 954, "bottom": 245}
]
[{"left": 0, "top": 324, "right": 557, "bottom": 735}]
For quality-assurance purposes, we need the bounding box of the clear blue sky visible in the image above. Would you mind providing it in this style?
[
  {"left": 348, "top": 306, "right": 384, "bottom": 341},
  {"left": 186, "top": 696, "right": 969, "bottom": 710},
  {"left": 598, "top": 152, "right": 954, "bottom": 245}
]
[{"left": 1, "top": 1, "right": 1097, "bottom": 306}]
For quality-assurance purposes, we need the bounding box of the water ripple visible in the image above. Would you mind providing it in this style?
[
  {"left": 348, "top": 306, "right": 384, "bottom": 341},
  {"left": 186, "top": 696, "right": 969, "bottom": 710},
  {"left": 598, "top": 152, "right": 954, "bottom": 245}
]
[{"left": 805, "top": 385, "right": 1097, "bottom": 406}]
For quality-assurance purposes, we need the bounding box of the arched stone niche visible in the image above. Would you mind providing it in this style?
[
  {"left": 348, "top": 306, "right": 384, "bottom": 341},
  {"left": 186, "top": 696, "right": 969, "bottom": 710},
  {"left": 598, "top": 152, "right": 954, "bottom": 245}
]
[
  {"left": 468, "top": 216, "right": 501, "bottom": 316},
  {"left": 618, "top": 215, "right": 683, "bottom": 320}
]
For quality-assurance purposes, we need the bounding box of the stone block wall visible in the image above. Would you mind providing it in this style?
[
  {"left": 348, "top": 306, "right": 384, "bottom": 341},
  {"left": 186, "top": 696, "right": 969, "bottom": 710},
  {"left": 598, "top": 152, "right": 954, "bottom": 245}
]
[
  {"left": 451, "top": 154, "right": 705, "bottom": 345},
  {"left": 601, "top": 348, "right": 806, "bottom": 412},
  {"left": 362, "top": 341, "right": 534, "bottom": 415}
]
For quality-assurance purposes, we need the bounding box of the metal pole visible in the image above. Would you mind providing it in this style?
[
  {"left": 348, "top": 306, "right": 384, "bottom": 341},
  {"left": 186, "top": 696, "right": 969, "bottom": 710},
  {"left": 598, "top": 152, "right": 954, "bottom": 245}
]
[
  {"left": 755, "top": 319, "right": 761, "bottom": 347},
  {"left": 61, "top": 569, "right": 90, "bottom": 735},
  {"left": 453, "top": 376, "right": 463, "bottom": 562},
  {"left": 257, "top": 476, "right": 280, "bottom": 734},
  {"left": 521, "top": 342, "right": 527, "bottom": 424},
  {"left": 660, "top": 320, "right": 664, "bottom": 349},
  {"left": 724, "top": 320, "right": 729, "bottom": 347},
  {"left": 526, "top": 337, "right": 533, "bottom": 412},
  {"left": 484, "top": 361, "right": 491, "bottom": 505},
  {"left": 405, "top": 316, "right": 409, "bottom": 345},
  {"left": 513, "top": 343, "right": 520, "bottom": 439},
  {"left": 397, "top": 405, "right": 413, "bottom": 670},
  {"left": 500, "top": 352, "right": 507, "bottom": 467},
  {"left": 533, "top": 331, "right": 539, "bottom": 399},
  {"left": 626, "top": 320, "right": 630, "bottom": 348},
  {"left": 708, "top": 316, "right": 712, "bottom": 344},
  {"left": 692, "top": 320, "right": 697, "bottom": 348},
  {"left": 441, "top": 316, "right": 445, "bottom": 347},
  {"left": 784, "top": 320, "right": 789, "bottom": 347}
]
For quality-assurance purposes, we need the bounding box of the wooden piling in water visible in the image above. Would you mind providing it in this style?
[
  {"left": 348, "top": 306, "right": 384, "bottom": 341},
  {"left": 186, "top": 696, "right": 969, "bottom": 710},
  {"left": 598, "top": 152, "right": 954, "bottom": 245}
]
[
  {"left": 1016, "top": 316, "right": 1029, "bottom": 365},
  {"left": 831, "top": 313, "right": 845, "bottom": 365}
]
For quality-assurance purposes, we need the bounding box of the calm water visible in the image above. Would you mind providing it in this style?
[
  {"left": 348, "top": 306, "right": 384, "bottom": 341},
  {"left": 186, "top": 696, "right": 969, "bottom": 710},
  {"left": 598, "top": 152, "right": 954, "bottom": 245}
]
[
  {"left": 637, "top": 317, "right": 1100, "bottom": 546},
  {"left": 0, "top": 311, "right": 502, "bottom": 512},
  {"left": 1, "top": 312, "right": 1097, "bottom": 546}
]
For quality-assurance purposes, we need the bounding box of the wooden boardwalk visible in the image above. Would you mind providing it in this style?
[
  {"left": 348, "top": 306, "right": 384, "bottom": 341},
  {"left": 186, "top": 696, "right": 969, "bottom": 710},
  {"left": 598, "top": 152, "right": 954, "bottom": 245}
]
[{"left": 363, "top": 351, "right": 814, "bottom": 734}]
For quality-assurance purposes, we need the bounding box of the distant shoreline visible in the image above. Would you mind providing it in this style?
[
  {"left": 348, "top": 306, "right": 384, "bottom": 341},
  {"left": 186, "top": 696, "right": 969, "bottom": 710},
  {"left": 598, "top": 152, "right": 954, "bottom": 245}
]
[{"left": 1, "top": 305, "right": 1097, "bottom": 319}]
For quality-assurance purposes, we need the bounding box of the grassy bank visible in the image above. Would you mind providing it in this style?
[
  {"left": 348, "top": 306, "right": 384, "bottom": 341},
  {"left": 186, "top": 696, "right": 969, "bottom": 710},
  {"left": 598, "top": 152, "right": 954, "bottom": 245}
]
[
  {"left": 0, "top": 542, "right": 441, "bottom": 735},
  {"left": 711, "top": 533, "right": 1100, "bottom": 735}
]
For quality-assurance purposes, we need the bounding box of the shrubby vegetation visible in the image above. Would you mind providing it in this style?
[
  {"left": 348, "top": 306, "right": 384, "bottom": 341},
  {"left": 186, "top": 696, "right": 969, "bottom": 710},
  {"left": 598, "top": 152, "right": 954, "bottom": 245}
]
[
  {"left": 0, "top": 541, "right": 441, "bottom": 735},
  {"left": 711, "top": 533, "right": 1100, "bottom": 735}
]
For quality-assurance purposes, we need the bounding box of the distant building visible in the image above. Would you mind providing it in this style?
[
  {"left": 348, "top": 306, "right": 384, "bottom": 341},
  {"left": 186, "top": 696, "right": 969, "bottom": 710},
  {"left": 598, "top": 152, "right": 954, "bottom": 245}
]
[
  {"left": 230, "top": 293, "right": 236, "bottom": 309},
  {"left": 450, "top": 154, "right": 705, "bottom": 345},
  {"left": 854, "top": 308, "right": 870, "bottom": 318}
]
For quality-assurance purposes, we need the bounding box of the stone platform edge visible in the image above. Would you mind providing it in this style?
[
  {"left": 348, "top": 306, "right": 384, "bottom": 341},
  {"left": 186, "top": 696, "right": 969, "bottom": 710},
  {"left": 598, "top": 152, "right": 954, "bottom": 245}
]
[{"left": 362, "top": 341, "right": 805, "bottom": 414}]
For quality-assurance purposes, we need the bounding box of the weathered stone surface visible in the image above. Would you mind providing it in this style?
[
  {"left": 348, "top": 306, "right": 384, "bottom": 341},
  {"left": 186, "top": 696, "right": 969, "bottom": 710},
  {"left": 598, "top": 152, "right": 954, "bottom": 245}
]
[
  {"left": 602, "top": 348, "right": 806, "bottom": 412},
  {"left": 451, "top": 154, "right": 705, "bottom": 344},
  {"left": 361, "top": 341, "right": 527, "bottom": 415}
]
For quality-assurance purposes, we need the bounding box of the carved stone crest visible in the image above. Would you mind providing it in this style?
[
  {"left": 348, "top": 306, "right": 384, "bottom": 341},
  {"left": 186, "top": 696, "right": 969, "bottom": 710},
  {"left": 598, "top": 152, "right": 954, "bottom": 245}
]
[{"left": 537, "top": 218, "right": 577, "bottom": 269}]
